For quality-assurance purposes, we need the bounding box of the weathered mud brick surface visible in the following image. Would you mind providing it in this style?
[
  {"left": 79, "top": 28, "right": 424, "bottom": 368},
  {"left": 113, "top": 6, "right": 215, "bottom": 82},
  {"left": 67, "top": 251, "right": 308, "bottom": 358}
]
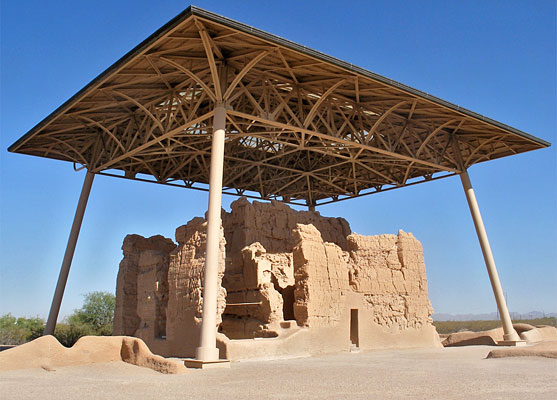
[{"left": 114, "top": 197, "right": 438, "bottom": 357}]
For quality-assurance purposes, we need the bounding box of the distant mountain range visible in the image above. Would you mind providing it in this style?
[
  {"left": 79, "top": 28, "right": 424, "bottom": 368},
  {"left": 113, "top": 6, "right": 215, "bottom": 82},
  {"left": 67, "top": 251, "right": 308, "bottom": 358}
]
[{"left": 433, "top": 311, "right": 557, "bottom": 321}]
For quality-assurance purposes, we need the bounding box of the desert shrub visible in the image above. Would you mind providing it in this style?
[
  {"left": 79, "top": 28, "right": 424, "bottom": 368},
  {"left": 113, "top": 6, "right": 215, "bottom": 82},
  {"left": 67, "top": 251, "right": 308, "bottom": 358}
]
[
  {"left": 67, "top": 291, "right": 115, "bottom": 333},
  {"left": 1, "top": 291, "right": 115, "bottom": 346},
  {"left": 52, "top": 291, "right": 116, "bottom": 346},
  {"left": 0, "top": 314, "right": 26, "bottom": 345},
  {"left": 0, "top": 314, "right": 45, "bottom": 345},
  {"left": 53, "top": 323, "right": 96, "bottom": 347}
]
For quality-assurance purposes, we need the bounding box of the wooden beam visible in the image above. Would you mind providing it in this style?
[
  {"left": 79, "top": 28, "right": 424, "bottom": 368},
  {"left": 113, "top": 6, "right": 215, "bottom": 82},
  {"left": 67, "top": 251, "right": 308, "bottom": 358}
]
[
  {"left": 223, "top": 51, "right": 270, "bottom": 100},
  {"left": 93, "top": 111, "right": 214, "bottom": 172},
  {"left": 227, "top": 109, "right": 461, "bottom": 173},
  {"left": 196, "top": 20, "right": 222, "bottom": 101}
]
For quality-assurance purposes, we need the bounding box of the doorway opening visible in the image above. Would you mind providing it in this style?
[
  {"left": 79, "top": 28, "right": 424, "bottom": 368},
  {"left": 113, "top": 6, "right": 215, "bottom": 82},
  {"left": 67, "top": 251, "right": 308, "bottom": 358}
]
[{"left": 350, "top": 309, "right": 359, "bottom": 349}]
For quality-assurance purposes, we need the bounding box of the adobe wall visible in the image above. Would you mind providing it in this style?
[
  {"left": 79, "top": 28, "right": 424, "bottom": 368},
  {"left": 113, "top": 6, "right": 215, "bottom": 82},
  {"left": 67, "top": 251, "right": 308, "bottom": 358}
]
[
  {"left": 347, "top": 231, "right": 433, "bottom": 330},
  {"left": 114, "top": 198, "right": 440, "bottom": 359},
  {"left": 114, "top": 220, "right": 227, "bottom": 357},
  {"left": 224, "top": 197, "right": 351, "bottom": 255},
  {"left": 165, "top": 217, "right": 227, "bottom": 357},
  {"left": 113, "top": 234, "right": 176, "bottom": 342}
]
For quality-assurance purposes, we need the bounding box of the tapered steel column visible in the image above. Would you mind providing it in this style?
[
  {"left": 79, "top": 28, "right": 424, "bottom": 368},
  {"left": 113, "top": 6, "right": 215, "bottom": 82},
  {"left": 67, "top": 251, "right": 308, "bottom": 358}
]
[
  {"left": 460, "top": 170, "right": 520, "bottom": 342},
  {"left": 196, "top": 104, "right": 226, "bottom": 361},
  {"left": 44, "top": 171, "right": 95, "bottom": 335}
]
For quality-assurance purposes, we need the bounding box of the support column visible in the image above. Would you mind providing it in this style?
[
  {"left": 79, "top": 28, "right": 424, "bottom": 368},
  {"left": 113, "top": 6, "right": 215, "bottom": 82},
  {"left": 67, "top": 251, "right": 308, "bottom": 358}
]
[
  {"left": 44, "top": 171, "right": 95, "bottom": 335},
  {"left": 460, "top": 170, "right": 522, "bottom": 344},
  {"left": 195, "top": 104, "right": 227, "bottom": 362}
]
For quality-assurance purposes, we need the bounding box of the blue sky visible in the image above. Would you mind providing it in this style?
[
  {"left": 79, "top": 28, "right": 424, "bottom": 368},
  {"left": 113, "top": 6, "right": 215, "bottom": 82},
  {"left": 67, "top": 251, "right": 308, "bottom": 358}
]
[{"left": 1, "top": 1, "right": 555, "bottom": 320}]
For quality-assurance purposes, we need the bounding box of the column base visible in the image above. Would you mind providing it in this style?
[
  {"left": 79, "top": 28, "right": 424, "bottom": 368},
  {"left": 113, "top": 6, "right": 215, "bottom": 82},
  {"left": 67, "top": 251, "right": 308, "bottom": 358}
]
[
  {"left": 497, "top": 340, "right": 527, "bottom": 347},
  {"left": 195, "top": 346, "right": 220, "bottom": 361},
  {"left": 184, "top": 358, "right": 231, "bottom": 369},
  {"left": 503, "top": 331, "right": 521, "bottom": 342}
]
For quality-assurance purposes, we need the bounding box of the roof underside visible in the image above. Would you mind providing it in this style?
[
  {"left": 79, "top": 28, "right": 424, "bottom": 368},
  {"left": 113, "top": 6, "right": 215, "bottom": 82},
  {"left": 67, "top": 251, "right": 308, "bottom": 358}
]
[{"left": 8, "top": 6, "right": 549, "bottom": 206}]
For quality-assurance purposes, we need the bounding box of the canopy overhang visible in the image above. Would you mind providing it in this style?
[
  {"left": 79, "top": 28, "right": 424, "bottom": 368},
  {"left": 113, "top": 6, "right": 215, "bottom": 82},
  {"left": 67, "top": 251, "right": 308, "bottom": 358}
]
[{"left": 8, "top": 6, "right": 550, "bottom": 206}]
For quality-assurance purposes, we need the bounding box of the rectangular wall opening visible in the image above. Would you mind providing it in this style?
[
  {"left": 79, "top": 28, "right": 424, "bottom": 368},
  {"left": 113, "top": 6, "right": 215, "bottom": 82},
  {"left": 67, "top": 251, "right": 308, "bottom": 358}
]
[
  {"left": 350, "top": 308, "right": 359, "bottom": 348},
  {"left": 155, "top": 280, "right": 167, "bottom": 339}
]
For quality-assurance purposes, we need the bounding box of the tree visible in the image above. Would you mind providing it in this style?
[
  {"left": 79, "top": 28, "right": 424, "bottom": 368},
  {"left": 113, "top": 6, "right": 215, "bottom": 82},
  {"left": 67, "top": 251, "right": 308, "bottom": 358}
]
[
  {"left": 0, "top": 291, "right": 116, "bottom": 347},
  {"left": 0, "top": 313, "right": 45, "bottom": 345},
  {"left": 66, "top": 291, "right": 116, "bottom": 335}
]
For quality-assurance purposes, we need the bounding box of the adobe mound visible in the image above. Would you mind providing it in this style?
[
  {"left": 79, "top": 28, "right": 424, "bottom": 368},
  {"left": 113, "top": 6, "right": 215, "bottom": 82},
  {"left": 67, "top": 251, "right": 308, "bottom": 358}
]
[
  {"left": 442, "top": 325, "right": 557, "bottom": 347},
  {"left": 0, "top": 335, "right": 188, "bottom": 374},
  {"left": 487, "top": 341, "right": 557, "bottom": 359},
  {"left": 442, "top": 328, "right": 503, "bottom": 347}
]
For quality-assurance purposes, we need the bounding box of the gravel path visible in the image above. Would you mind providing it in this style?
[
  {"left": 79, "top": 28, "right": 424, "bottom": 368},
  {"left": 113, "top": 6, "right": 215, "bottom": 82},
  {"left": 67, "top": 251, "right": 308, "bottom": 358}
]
[{"left": 1, "top": 346, "right": 556, "bottom": 399}]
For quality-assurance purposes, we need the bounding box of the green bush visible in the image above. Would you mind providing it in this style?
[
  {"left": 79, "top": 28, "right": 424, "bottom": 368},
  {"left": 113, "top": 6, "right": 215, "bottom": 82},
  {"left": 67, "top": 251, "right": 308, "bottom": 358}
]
[
  {"left": 67, "top": 291, "right": 115, "bottom": 332},
  {"left": 53, "top": 323, "right": 96, "bottom": 347},
  {"left": 53, "top": 291, "right": 116, "bottom": 346},
  {"left": 0, "top": 314, "right": 45, "bottom": 345},
  {"left": 1, "top": 291, "right": 115, "bottom": 347}
]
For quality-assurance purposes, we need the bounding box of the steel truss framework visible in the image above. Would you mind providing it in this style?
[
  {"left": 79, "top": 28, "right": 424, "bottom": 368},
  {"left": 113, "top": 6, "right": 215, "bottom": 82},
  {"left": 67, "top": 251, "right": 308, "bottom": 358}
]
[{"left": 9, "top": 7, "right": 549, "bottom": 206}]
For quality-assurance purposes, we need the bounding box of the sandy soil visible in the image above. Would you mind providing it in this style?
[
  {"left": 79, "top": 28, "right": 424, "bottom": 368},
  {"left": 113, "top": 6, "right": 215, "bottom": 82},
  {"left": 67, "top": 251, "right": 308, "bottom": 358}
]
[{"left": 1, "top": 346, "right": 556, "bottom": 399}]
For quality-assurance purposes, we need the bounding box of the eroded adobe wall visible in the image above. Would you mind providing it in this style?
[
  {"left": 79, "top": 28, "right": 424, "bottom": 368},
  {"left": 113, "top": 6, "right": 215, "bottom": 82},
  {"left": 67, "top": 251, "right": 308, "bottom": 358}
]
[
  {"left": 291, "top": 224, "right": 351, "bottom": 327},
  {"left": 113, "top": 235, "right": 176, "bottom": 341},
  {"left": 218, "top": 198, "right": 352, "bottom": 339},
  {"left": 222, "top": 218, "right": 440, "bottom": 359},
  {"left": 347, "top": 231, "right": 434, "bottom": 330},
  {"left": 223, "top": 197, "right": 351, "bottom": 255},
  {"left": 219, "top": 242, "right": 293, "bottom": 339},
  {"left": 113, "top": 218, "right": 227, "bottom": 357},
  {"left": 166, "top": 217, "right": 227, "bottom": 356},
  {"left": 290, "top": 225, "right": 433, "bottom": 330},
  {"left": 114, "top": 197, "right": 439, "bottom": 358}
]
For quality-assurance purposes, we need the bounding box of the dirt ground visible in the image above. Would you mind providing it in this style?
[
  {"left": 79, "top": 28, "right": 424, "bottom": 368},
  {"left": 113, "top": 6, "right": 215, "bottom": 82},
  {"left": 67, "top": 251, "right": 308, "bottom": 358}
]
[{"left": 1, "top": 346, "right": 556, "bottom": 399}]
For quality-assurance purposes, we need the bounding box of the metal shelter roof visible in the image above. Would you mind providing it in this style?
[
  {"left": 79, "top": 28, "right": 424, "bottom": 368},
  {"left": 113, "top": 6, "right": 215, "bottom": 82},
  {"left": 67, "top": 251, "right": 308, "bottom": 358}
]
[{"left": 8, "top": 6, "right": 550, "bottom": 206}]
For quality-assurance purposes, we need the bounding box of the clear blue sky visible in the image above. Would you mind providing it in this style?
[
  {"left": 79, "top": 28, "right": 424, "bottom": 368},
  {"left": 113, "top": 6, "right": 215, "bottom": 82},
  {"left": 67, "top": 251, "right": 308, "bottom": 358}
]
[{"left": 1, "top": 1, "right": 555, "bottom": 320}]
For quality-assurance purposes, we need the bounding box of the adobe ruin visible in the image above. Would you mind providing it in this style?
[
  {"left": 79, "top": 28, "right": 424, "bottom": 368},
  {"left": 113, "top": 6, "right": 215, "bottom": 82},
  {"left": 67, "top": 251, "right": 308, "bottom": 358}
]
[{"left": 113, "top": 198, "right": 441, "bottom": 360}]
